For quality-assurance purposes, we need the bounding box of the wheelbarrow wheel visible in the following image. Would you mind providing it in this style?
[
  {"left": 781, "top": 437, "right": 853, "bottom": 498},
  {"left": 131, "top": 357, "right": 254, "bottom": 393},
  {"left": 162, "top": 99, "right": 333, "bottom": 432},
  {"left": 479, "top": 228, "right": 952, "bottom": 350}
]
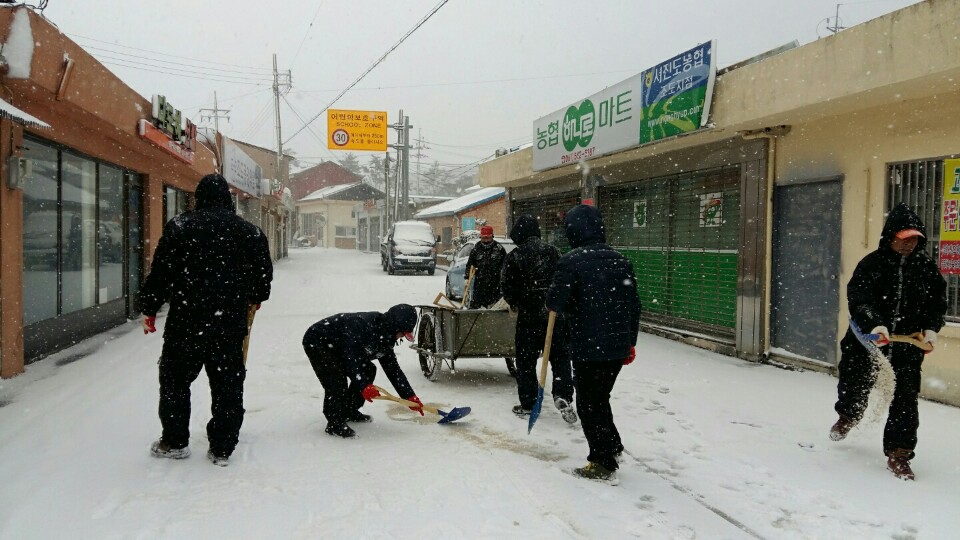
[
  {"left": 418, "top": 313, "right": 442, "bottom": 381},
  {"left": 505, "top": 358, "right": 517, "bottom": 379}
]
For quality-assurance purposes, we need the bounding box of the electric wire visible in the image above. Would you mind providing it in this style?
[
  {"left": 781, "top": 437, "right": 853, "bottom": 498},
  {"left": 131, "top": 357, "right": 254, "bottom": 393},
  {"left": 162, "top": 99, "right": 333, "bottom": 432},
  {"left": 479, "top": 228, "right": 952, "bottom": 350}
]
[
  {"left": 283, "top": 0, "right": 450, "bottom": 145},
  {"left": 67, "top": 32, "right": 273, "bottom": 72},
  {"left": 289, "top": 0, "right": 326, "bottom": 68},
  {"left": 97, "top": 59, "right": 270, "bottom": 86},
  {"left": 80, "top": 44, "right": 274, "bottom": 78}
]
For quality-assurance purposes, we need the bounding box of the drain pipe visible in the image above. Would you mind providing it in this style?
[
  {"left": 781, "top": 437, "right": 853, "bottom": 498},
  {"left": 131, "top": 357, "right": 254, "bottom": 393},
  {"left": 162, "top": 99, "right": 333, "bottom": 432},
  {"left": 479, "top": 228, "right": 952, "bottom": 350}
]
[{"left": 739, "top": 125, "right": 790, "bottom": 360}]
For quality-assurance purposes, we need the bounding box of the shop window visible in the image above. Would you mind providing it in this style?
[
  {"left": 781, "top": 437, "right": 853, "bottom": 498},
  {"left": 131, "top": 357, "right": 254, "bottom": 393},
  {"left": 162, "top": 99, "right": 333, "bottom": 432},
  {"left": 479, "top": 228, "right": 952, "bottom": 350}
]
[
  {"left": 21, "top": 140, "right": 59, "bottom": 325},
  {"left": 98, "top": 165, "right": 124, "bottom": 303},
  {"left": 887, "top": 160, "right": 959, "bottom": 322},
  {"left": 60, "top": 153, "right": 97, "bottom": 315},
  {"left": 335, "top": 226, "right": 356, "bottom": 237},
  {"left": 164, "top": 186, "right": 191, "bottom": 224},
  {"left": 127, "top": 173, "right": 144, "bottom": 316}
]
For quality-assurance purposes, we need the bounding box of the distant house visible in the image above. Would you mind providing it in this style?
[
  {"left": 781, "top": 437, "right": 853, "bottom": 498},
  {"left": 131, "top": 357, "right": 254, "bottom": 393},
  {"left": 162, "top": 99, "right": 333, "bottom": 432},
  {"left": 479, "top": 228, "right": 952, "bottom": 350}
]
[
  {"left": 297, "top": 182, "right": 384, "bottom": 249},
  {"left": 289, "top": 161, "right": 362, "bottom": 201},
  {"left": 414, "top": 187, "right": 506, "bottom": 250}
]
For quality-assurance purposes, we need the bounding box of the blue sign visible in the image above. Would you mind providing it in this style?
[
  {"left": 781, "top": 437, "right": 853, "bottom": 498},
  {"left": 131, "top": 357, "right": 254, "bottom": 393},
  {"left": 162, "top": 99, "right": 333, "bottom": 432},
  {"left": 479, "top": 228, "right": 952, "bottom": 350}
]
[{"left": 462, "top": 217, "right": 476, "bottom": 231}]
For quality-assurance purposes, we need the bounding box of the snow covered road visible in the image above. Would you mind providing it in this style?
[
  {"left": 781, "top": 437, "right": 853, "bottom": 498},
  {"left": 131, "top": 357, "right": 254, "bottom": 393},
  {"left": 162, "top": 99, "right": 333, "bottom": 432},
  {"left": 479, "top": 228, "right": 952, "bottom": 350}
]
[{"left": 1, "top": 247, "right": 958, "bottom": 539}]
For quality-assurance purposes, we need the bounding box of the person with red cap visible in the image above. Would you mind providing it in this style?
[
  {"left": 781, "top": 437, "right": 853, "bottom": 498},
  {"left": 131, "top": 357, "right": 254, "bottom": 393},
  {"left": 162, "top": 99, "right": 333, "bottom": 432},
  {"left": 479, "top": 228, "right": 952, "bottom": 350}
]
[
  {"left": 830, "top": 202, "right": 947, "bottom": 480},
  {"left": 465, "top": 224, "right": 507, "bottom": 308},
  {"left": 302, "top": 304, "right": 424, "bottom": 438}
]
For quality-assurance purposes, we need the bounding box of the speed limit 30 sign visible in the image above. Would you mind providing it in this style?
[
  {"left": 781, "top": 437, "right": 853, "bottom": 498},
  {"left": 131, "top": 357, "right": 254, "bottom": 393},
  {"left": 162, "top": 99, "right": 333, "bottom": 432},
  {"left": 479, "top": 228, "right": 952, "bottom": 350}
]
[{"left": 327, "top": 110, "right": 387, "bottom": 151}]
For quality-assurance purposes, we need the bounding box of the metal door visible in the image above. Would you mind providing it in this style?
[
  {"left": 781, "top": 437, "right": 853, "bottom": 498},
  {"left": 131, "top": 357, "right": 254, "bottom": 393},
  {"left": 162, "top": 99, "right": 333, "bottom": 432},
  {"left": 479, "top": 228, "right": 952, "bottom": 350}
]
[{"left": 770, "top": 177, "right": 842, "bottom": 364}]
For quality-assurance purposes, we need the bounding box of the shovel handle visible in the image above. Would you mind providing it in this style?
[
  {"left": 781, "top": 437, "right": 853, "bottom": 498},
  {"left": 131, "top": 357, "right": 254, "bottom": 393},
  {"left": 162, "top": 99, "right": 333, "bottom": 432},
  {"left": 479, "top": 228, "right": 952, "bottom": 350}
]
[
  {"left": 538, "top": 311, "right": 556, "bottom": 389},
  {"left": 889, "top": 333, "right": 934, "bottom": 352},
  {"left": 372, "top": 385, "right": 441, "bottom": 415}
]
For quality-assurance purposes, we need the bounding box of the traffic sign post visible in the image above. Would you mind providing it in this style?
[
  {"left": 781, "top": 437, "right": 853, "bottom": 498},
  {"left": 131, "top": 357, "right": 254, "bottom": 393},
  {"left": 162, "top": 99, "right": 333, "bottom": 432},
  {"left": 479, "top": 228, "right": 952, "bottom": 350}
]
[{"left": 327, "top": 109, "right": 388, "bottom": 151}]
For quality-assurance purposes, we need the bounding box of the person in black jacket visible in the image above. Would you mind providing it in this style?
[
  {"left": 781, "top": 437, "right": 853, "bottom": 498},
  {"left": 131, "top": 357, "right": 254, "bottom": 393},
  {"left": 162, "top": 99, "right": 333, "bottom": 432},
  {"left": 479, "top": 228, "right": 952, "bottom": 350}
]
[
  {"left": 302, "top": 304, "right": 425, "bottom": 438},
  {"left": 465, "top": 225, "right": 507, "bottom": 308},
  {"left": 140, "top": 173, "right": 273, "bottom": 466},
  {"left": 546, "top": 204, "right": 641, "bottom": 482},
  {"left": 501, "top": 214, "right": 576, "bottom": 422},
  {"left": 830, "top": 203, "right": 947, "bottom": 480}
]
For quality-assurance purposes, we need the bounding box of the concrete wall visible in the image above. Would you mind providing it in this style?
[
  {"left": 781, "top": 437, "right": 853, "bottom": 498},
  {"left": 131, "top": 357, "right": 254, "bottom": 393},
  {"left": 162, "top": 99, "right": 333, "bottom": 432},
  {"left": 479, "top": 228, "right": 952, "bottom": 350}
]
[{"left": 297, "top": 199, "right": 356, "bottom": 248}]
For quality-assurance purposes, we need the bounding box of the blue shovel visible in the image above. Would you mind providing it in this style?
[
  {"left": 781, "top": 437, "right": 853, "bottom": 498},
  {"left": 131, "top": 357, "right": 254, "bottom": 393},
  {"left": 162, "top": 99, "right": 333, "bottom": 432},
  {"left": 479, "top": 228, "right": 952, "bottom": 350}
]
[
  {"left": 528, "top": 310, "right": 556, "bottom": 434},
  {"left": 373, "top": 385, "right": 471, "bottom": 424},
  {"left": 849, "top": 318, "right": 932, "bottom": 352}
]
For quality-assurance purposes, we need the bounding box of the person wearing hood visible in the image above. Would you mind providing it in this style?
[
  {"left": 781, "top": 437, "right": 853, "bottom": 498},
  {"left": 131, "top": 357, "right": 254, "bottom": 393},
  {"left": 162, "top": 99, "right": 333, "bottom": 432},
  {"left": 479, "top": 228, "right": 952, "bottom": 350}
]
[
  {"left": 546, "top": 204, "right": 641, "bottom": 482},
  {"left": 140, "top": 173, "right": 273, "bottom": 467},
  {"left": 302, "top": 304, "right": 425, "bottom": 438},
  {"left": 500, "top": 214, "right": 576, "bottom": 423},
  {"left": 830, "top": 203, "right": 947, "bottom": 480},
  {"left": 465, "top": 225, "right": 508, "bottom": 308}
]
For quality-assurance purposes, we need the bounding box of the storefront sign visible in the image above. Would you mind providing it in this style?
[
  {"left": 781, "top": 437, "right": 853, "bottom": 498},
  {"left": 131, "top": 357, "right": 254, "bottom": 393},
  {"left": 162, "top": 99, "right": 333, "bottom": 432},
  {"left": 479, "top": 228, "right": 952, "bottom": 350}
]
[
  {"left": 139, "top": 95, "right": 197, "bottom": 164},
  {"left": 223, "top": 137, "right": 262, "bottom": 197},
  {"left": 327, "top": 109, "right": 388, "bottom": 151},
  {"left": 462, "top": 216, "right": 476, "bottom": 231},
  {"left": 639, "top": 41, "right": 717, "bottom": 145},
  {"left": 940, "top": 158, "right": 960, "bottom": 274},
  {"left": 532, "top": 40, "right": 716, "bottom": 171}
]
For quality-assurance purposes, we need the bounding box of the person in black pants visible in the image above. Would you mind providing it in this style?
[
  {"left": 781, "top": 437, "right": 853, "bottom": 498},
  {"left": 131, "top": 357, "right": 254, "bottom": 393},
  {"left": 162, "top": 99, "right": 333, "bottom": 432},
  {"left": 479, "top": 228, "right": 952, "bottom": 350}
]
[
  {"left": 501, "top": 214, "right": 576, "bottom": 422},
  {"left": 830, "top": 203, "right": 946, "bottom": 480},
  {"left": 465, "top": 225, "right": 507, "bottom": 308},
  {"left": 140, "top": 173, "right": 273, "bottom": 467},
  {"left": 546, "top": 204, "right": 641, "bottom": 482},
  {"left": 302, "top": 304, "right": 425, "bottom": 438}
]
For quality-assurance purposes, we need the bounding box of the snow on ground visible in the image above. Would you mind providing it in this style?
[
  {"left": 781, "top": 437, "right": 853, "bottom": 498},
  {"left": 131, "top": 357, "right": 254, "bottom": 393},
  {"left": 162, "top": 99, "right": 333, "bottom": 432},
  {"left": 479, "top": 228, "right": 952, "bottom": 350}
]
[{"left": 1, "top": 248, "right": 958, "bottom": 539}]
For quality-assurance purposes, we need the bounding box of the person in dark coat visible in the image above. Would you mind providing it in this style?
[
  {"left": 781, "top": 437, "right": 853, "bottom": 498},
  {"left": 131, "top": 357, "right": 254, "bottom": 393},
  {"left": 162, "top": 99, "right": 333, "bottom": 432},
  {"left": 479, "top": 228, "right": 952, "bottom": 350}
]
[
  {"left": 830, "top": 202, "right": 947, "bottom": 480},
  {"left": 465, "top": 225, "right": 507, "bottom": 308},
  {"left": 140, "top": 173, "right": 273, "bottom": 466},
  {"left": 501, "top": 214, "right": 576, "bottom": 422},
  {"left": 302, "top": 304, "right": 425, "bottom": 438},
  {"left": 546, "top": 204, "right": 641, "bottom": 482}
]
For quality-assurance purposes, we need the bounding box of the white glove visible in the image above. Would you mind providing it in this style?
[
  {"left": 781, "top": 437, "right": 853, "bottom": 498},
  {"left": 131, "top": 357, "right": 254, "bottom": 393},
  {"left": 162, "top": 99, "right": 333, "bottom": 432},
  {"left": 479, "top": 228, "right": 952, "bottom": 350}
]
[
  {"left": 869, "top": 326, "right": 890, "bottom": 345},
  {"left": 922, "top": 330, "right": 937, "bottom": 346}
]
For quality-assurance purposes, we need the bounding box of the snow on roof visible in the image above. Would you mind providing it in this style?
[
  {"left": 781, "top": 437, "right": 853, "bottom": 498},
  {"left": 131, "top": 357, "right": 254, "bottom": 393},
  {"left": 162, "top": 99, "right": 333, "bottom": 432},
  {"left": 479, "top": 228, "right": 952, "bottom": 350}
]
[
  {"left": 414, "top": 187, "right": 505, "bottom": 218},
  {"left": 0, "top": 97, "right": 50, "bottom": 129},
  {"left": 299, "top": 182, "right": 362, "bottom": 202},
  {"left": 3, "top": 9, "right": 33, "bottom": 80}
]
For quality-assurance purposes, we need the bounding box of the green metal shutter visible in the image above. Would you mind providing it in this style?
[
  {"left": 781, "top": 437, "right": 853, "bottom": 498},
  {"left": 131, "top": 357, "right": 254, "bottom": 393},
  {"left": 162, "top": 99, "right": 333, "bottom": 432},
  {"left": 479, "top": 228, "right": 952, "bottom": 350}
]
[
  {"left": 512, "top": 192, "right": 581, "bottom": 251},
  {"left": 600, "top": 166, "right": 740, "bottom": 337}
]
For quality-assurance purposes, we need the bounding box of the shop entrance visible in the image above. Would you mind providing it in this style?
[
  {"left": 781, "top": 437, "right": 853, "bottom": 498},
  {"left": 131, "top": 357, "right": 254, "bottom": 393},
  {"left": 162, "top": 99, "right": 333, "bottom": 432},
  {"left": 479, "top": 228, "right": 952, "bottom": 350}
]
[{"left": 770, "top": 177, "right": 842, "bottom": 365}]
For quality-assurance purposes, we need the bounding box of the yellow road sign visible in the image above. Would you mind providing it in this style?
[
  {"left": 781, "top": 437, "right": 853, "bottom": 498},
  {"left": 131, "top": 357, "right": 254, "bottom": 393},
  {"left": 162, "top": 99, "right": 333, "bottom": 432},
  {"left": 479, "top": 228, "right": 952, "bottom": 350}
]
[{"left": 327, "top": 109, "right": 388, "bottom": 151}]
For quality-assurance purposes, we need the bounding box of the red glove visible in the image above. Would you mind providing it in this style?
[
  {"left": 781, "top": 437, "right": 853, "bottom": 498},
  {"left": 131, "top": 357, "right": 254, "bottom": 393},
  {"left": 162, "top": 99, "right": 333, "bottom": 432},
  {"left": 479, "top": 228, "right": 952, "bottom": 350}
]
[
  {"left": 361, "top": 384, "right": 380, "bottom": 402},
  {"left": 254, "top": 303, "right": 261, "bottom": 311},
  {"left": 407, "top": 395, "right": 425, "bottom": 416},
  {"left": 623, "top": 346, "right": 636, "bottom": 365},
  {"left": 142, "top": 316, "right": 157, "bottom": 334}
]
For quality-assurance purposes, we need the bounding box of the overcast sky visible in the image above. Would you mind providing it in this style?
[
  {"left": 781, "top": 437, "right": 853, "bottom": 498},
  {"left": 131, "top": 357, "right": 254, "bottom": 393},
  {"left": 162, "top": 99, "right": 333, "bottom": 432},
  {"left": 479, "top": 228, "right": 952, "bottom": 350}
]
[{"left": 47, "top": 0, "right": 921, "bottom": 178}]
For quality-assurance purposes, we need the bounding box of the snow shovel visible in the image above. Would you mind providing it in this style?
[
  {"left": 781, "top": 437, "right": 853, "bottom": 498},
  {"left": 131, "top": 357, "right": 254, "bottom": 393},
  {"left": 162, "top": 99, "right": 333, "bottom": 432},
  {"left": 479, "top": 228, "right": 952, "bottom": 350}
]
[
  {"left": 528, "top": 310, "right": 556, "bottom": 434},
  {"left": 852, "top": 319, "right": 934, "bottom": 352},
  {"left": 372, "top": 385, "right": 471, "bottom": 424},
  {"left": 242, "top": 304, "right": 257, "bottom": 366}
]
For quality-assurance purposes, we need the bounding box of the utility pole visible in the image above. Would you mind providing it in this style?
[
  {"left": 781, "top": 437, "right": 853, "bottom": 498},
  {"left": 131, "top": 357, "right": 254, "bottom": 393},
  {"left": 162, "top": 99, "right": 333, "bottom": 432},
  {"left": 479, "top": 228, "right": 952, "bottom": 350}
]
[
  {"left": 414, "top": 128, "right": 429, "bottom": 196},
  {"left": 199, "top": 91, "right": 230, "bottom": 172},
  {"left": 826, "top": 3, "right": 845, "bottom": 34},
  {"left": 271, "top": 53, "right": 292, "bottom": 236},
  {"left": 389, "top": 110, "right": 412, "bottom": 220},
  {"left": 384, "top": 152, "right": 391, "bottom": 230}
]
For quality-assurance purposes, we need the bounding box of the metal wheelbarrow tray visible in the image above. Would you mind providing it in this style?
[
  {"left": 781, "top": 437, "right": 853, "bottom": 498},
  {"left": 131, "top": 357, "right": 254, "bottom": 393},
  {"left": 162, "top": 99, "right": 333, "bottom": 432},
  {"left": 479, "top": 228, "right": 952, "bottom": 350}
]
[{"left": 411, "top": 305, "right": 518, "bottom": 380}]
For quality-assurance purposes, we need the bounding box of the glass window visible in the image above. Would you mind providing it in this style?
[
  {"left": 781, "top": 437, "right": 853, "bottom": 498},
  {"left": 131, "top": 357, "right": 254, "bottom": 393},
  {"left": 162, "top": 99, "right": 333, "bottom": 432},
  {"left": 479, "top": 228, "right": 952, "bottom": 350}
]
[
  {"left": 98, "top": 165, "right": 124, "bottom": 303},
  {"left": 21, "top": 140, "right": 59, "bottom": 325},
  {"left": 60, "top": 154, "right": 97, "bottom": 315},
  {"left": 164, "top": 186, "right": 191, "bottom": 223}
]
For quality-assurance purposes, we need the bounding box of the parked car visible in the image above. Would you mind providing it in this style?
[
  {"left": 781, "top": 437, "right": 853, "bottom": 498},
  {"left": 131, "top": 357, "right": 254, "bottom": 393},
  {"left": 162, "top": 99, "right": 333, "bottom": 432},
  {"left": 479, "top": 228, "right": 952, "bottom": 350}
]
[
  {"left": 445, "top": 236, "right": 516, "bottom": 301},
  {"left": 381, "top": 220, "right": 440, "bottom": 275}
]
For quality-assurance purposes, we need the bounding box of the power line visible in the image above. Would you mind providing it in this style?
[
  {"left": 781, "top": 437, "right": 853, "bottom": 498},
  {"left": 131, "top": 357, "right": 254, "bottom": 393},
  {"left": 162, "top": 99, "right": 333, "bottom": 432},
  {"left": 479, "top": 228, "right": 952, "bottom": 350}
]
[
  {"left": 79, "top": 44, "right": 274, "bottom": 78},
  {"left": 183, "top": 88, "right": 271, "bottom": 111},
  {"left": 92, "top": 52, "right": 272, "bottom": 82},
  {"left": 67, "top": 32, "right": 273, "bottom": 72},
  {"left": 290, "top": 0, "right": 326, "bottom": 67},
  {"left": 283, "top": 0, "right": 450, "bottom": 145},
  {"left": 98, "top": 59, "right": 271, "bottom": 86}
]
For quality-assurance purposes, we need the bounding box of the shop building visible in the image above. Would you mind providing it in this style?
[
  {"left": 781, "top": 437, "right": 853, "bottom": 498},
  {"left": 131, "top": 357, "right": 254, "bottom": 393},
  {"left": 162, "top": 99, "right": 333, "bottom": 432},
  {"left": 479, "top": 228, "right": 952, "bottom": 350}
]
[
  {"left": 414, "top": 187, "right": 506, "bottom": 251},
  {"left": 296, "top": 182, "right": 384, "bottom": 249},
  {"left": 0, "top": 7, "right": 218, "bottom": 376},
  {"left": 479, "top": 0, "right": 960, "bottom": 404}
]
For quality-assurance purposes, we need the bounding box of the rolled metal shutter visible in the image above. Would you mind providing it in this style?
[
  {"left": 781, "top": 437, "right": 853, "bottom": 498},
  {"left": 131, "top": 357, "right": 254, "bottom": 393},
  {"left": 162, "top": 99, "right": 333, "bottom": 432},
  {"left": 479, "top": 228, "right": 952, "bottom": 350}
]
[
  {"left": 600, "top": 166, "right": 740, "bottom": 338},
  {"left": 512, "top": 192, "right": 581, "bottom": 251}
]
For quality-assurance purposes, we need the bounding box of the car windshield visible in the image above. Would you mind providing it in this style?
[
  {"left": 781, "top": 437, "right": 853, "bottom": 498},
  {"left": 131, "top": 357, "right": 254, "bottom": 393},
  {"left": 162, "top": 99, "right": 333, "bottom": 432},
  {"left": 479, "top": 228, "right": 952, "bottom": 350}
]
[
  {"left": 457, "top": 244, "right": 474, "bottom": 258},
  {"left": 394, "top": 224, "right": 434, "bottom": 244}
]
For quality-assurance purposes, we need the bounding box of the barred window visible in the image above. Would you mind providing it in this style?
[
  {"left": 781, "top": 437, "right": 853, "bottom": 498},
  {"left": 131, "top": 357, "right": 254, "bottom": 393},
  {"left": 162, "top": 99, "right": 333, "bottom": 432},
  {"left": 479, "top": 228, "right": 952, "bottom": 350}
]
[
  {"left": 887, "top": 160, "right": 959, "bottom": 322},
  {"left": 335, "top": 226, "right": 356, "bottom": 237}
]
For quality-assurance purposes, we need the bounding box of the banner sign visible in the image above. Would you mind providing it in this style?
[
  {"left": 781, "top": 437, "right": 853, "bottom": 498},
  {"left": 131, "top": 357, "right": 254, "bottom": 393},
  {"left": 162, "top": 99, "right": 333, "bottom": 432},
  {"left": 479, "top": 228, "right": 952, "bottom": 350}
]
[
  {"left": 639, "top": 40, "right": 716, "bottom": 145},
  {"left": 327, "top": 109, "right": 388, "bottom": 151},
  {"left": 223, "top": 137, "right": 262, "bottom": 197},
  {"left": 532, "top": 41, "right": 716, "bottom": 171},
  {"left": 940, "top": 158, "right": 960, "bottom": 274}
]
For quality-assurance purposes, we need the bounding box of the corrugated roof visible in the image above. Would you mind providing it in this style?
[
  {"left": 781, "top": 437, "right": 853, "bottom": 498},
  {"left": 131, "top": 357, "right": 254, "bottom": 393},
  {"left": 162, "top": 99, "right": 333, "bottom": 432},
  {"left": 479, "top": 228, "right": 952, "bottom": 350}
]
[
  {"left": 414, "top": 187, "right": 504, "bottom": 218},
  {"left": 299, "top": 182, "right": 361, "bottom": 202}
]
